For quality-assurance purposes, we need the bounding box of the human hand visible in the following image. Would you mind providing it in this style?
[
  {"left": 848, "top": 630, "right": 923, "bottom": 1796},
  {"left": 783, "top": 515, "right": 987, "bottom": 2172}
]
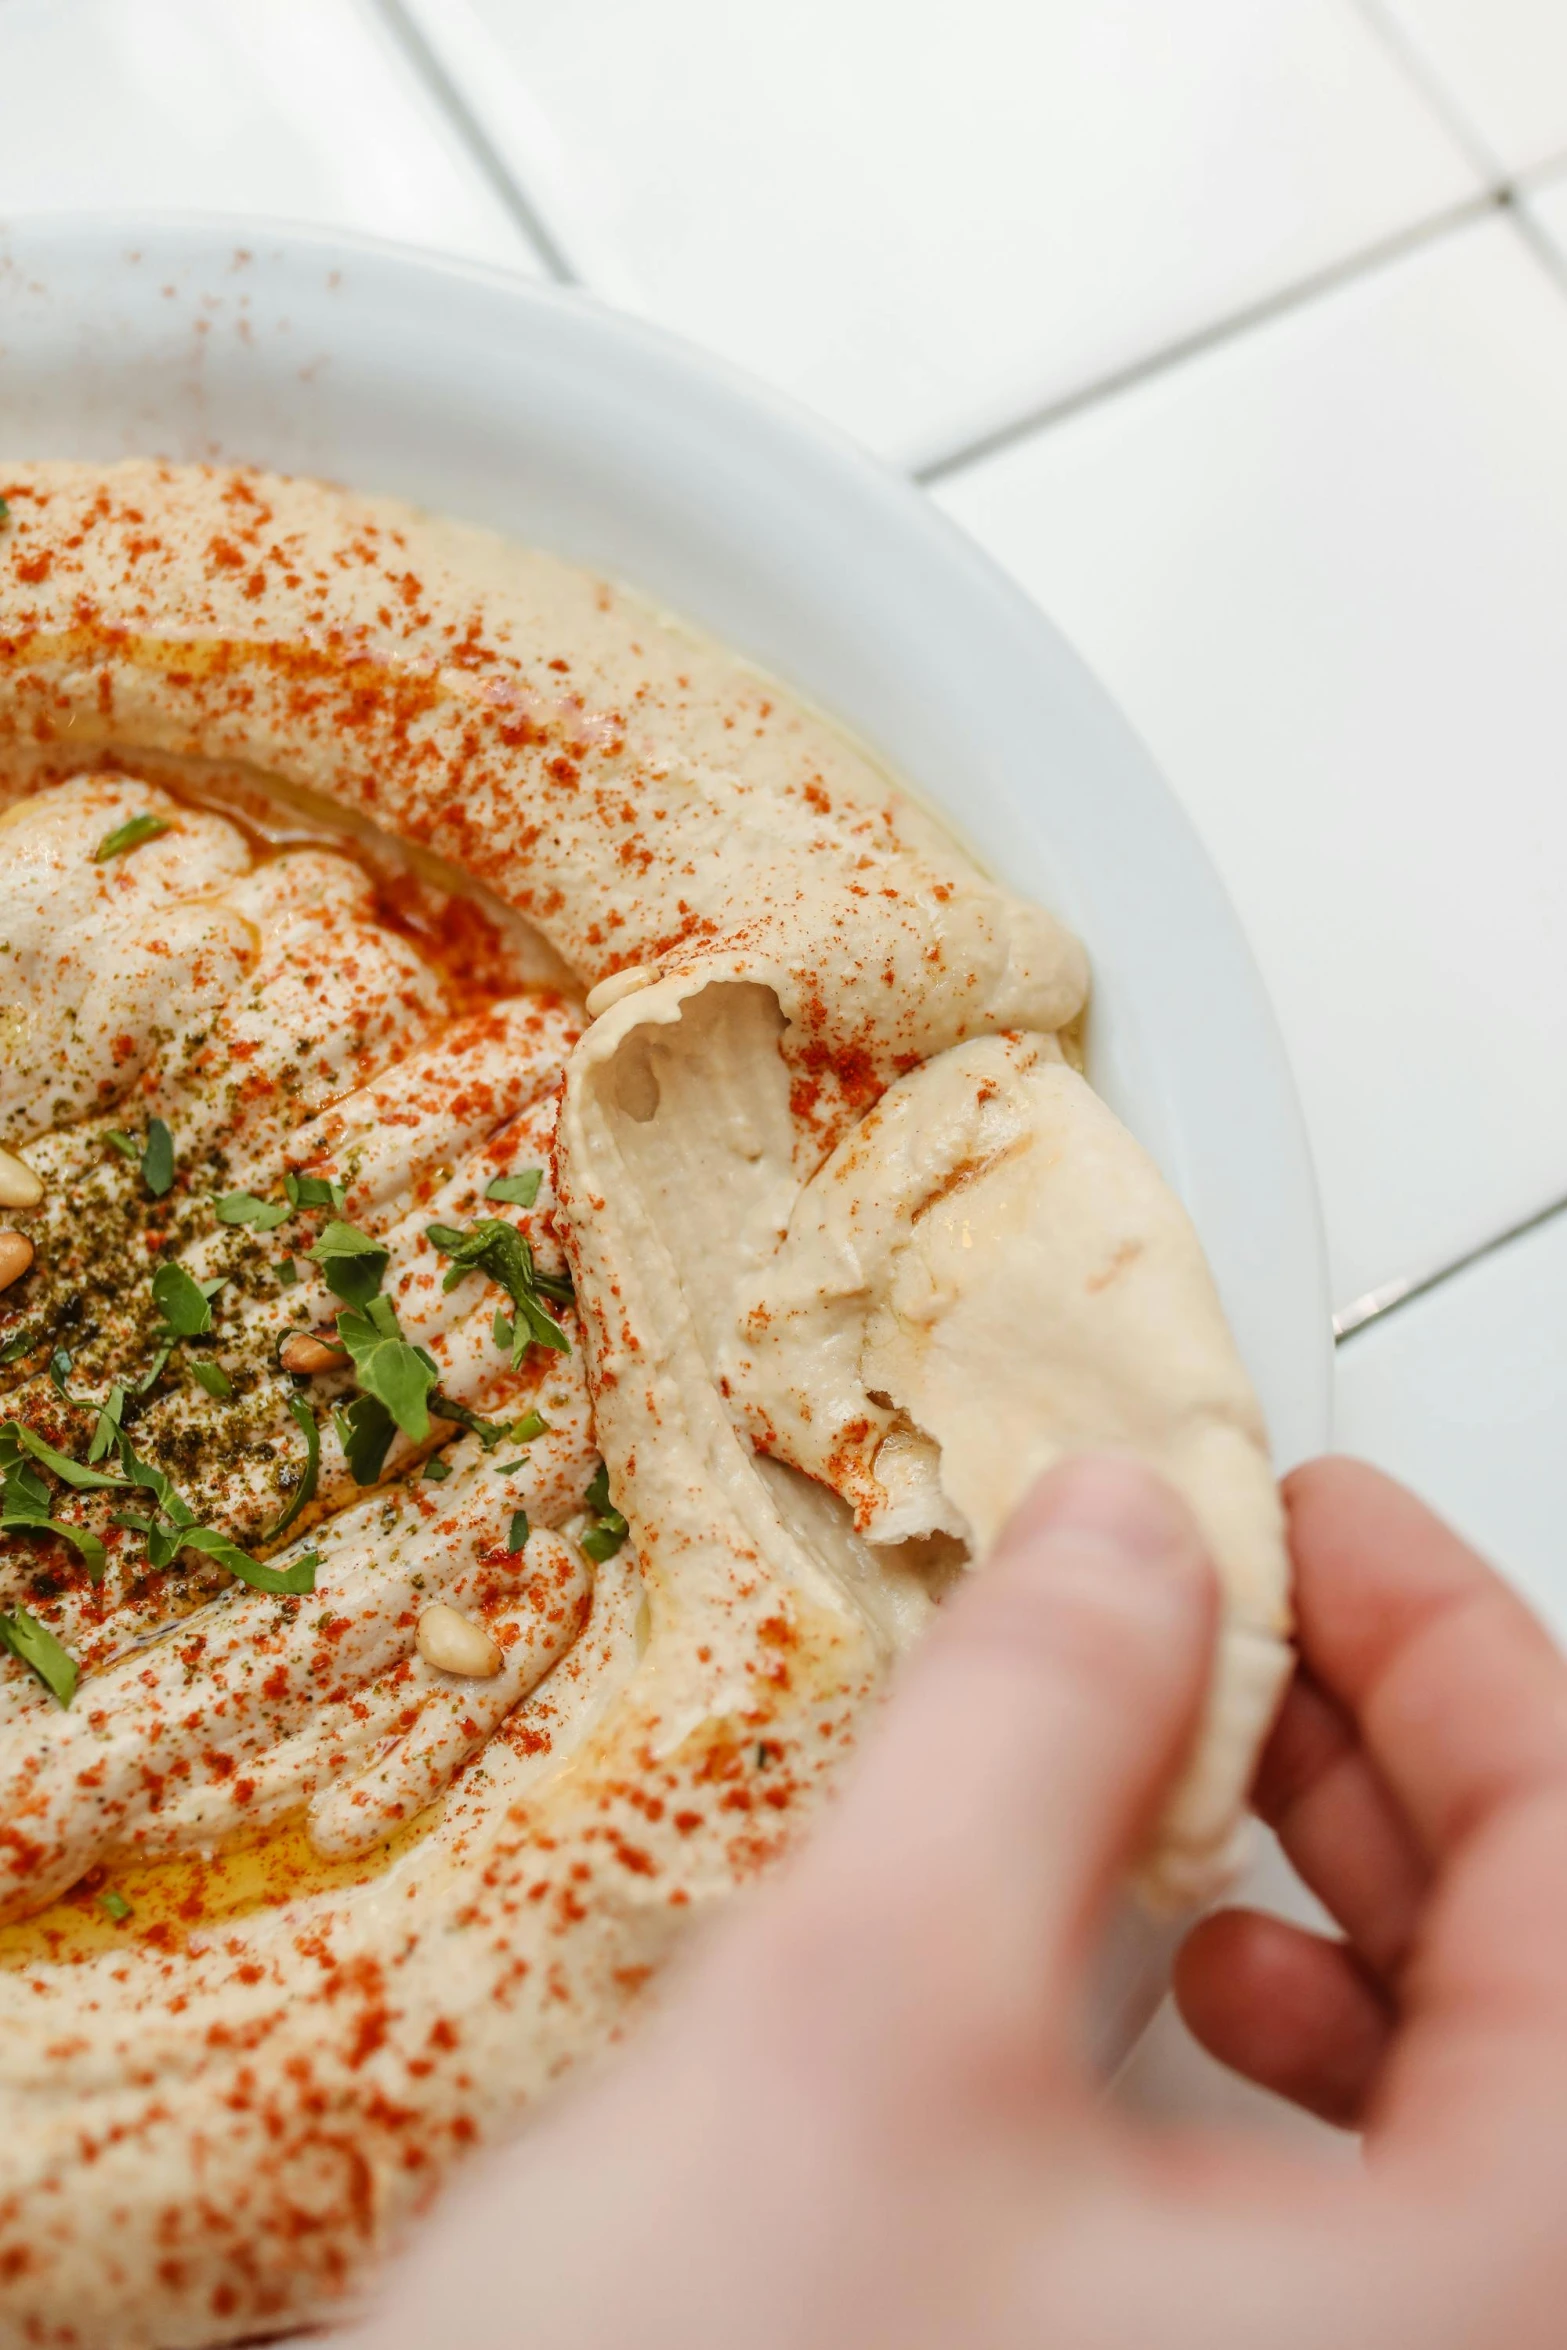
[{"left": 358, "top": 1456, "right": 1567, "bottom": 2350}]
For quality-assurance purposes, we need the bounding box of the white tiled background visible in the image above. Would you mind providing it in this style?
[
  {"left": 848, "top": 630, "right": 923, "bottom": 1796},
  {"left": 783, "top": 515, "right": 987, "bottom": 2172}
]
[{"left": 4, "top": 0, "right": 1565, "bottom": 2141}]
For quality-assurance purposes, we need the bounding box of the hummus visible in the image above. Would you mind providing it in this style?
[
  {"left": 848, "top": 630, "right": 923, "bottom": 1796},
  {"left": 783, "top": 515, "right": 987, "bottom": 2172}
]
[{"left": 0, "top": 462, "right": 1291, "bottom": 2348}]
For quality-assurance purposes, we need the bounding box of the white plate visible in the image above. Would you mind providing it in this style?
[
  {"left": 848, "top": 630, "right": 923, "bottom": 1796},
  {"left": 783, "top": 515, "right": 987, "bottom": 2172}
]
[{"left": 0, "top": 216, "right": 1332, "bottom": 2056}]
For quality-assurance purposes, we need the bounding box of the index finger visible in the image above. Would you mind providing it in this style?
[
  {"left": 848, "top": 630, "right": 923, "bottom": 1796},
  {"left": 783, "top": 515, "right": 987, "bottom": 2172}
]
[{"left": 1284, "top": 1458, "right": 1567, "bottom": 2157}]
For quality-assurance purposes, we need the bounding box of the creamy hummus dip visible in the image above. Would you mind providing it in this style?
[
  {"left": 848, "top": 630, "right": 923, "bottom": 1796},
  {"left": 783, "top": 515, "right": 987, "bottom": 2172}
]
[{"left": 0, "top": 463, "right": 1290, "bottom": 2348}]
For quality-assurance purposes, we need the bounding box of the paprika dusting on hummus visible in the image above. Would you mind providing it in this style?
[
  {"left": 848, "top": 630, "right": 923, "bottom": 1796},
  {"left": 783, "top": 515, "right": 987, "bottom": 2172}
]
[{"left": 0, "top": 462, "right": 1291, "bottom": 2349}]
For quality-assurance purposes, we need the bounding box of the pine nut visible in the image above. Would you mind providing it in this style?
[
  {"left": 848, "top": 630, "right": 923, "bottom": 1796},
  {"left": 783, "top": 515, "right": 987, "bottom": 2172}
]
[
  {"left": 0, "top": 1149, "right": 42, "bottom": 1211},
  {"left": 278, "top": 1331, "right": 349, "bottom": 1376},
  {"left": 417, "top": 1604, "right": 503, "bottom": 1680},
  {"left": 0, "top": 1231, "right": 34, "bottom": 1294},
  {"left": 584, "top": 962, "right": 659, "bottom": 1019}
]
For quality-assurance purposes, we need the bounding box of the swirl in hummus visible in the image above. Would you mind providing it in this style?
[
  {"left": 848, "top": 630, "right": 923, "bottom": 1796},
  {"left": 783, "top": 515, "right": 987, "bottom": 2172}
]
[{"left": 0, "top": 462, "right": 1290, "bottom": 2349}]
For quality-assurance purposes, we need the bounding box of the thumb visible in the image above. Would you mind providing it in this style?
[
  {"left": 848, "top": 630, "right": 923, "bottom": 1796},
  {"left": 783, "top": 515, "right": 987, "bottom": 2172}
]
[{"left": 767, "top": 1456, "right": 1218, "bottom": 2088}]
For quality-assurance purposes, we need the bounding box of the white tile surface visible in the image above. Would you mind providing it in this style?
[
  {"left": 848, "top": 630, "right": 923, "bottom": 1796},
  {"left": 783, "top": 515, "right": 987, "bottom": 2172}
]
[
  {"left": 1364, "top": 0, "right": 1567, "bottom": 179},
  {"left": 0, "top": 0, "right": 541, "bottom": 274},
  {"left": 452, "top": 0, "right": 1478, "bottom": 465},
  {"left": 1524, "top": 163, "right": 1567, "bottom": 268},
  {"left": 1337, "top": 1209, "right": 1567, "bottom": 1643},
  {"left": 936, "top": 218, "right": 1567, "bottom": 1322}
]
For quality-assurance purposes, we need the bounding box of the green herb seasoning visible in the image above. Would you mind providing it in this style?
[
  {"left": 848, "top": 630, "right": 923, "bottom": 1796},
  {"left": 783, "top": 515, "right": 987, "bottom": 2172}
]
[
  {"left": 0, "top": 1605, "right": 78, "bottom": 1707},
  {"left": 104, "top": 1129, "right": 140, "bottom": 1164},
  {"left": 334, "top": 1393, "right": 396, "bottom": 1486},
  {"left": 0, "top": 1323, "right": 45, "bottom": 1368},
  {"left": 335, "top": 1293, "right": 438, "bottom": 1441},
  {"left": 506, "top": 1510, "right": 530, "bottom": 1553},
  {"left": 424, "top": 1218, "right": 570, "bottom": 1364},
  {"left": 177, "top": 1529, "right": 318, "bottom": 1597},
  {"left": 309, "top": 1219, "right": 390, "bottom": 1308},
  {"left": 189, "top": 1360, "right": 233, "bottom": 1401},
  {"left": 0, "top": 1438, "right": 109, "bottom": 1584},
  {"left": 422, "top": 1455, "right": 453, "bottom": 1483},
  {"left": 430, "top": 1391, "right": 511, "bottom": 1451},
  {"left": 581, "top": 1460, "right": 629, "bottom": 1563},
  {"left": 94, "top": 813, "right": 171, "bottom": 863},
  {"left": 140, "top": 1119, "right": 176, "bottom": 1198},
  {"left": 87, "top": 1386, "right": 126, "bottom": 1465},
  {"left": 264, "top": 1393, "right": 320, "bottom": 1541},
  {"left": 214, "top": 1190, "right": 291, "bottom": 1231},
  {"left": 285, "top": 1171, "right": 347, "bottom": 1212},
  {"left": 151, "top": 1260, "right": 222, "bottom": 1339},
  {"left": 484, "top": 1169, "right": 542, "bottom": 1208},
  {"left": 99, "top": 1889, "right": 133, "bottom": 1922}
]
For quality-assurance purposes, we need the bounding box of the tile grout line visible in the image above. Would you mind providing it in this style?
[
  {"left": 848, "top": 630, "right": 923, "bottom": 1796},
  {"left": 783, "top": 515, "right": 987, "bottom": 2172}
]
[
  {"left": 1350, "top": 1, "right": 1567, "bottom": 304},
  {"left": 1349, "top": 0, "right": 1509, "bottom": 185},
  {"left": 1499, "top": 185, "right": 1567, "bottom": 301},
  {"left": 914, "top": 193, "right": 1500, "bottom": 484},
  {"left": 1334, "top": 1187, "right": 1567, "bottom": 1342},
  {"left": 371, "top": 0, "right": 583, "bottom": 284}
]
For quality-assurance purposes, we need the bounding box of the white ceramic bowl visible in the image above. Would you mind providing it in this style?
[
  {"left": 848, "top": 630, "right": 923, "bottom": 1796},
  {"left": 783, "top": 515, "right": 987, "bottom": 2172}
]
[{"left": 0, "top": 216, "right": 1332, "bottom": 2058}]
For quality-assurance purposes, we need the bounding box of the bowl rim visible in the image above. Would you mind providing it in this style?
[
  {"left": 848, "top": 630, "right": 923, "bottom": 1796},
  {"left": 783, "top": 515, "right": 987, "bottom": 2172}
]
[{"left": 0, "top": 209, "right": 1333, "bottom": 1469}]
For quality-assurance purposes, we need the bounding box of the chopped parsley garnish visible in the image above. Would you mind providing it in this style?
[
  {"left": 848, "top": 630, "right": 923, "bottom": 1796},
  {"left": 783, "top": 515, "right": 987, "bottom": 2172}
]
[
  {"left": 333, "top": 1392, "right": 396, "bottom": 1486},
  {"left": 99, "top": 1889, "right": 133, "bottom": 1922},
  {"left": 94, "top": 813, "right": 170, "bottom": 863},
  {"left": 422, "top": 1455, "right": 453, "bottom": 1483},
  {"left": 506, "top": 1510, "right": 530, "bottom": 1553},
  {"left": 335, "top": 1293, "right": 438, "bottom": 1442},
  {"left": 215, "top": 1190, "right": 292, "bottom": 1231},
  {"left": 581, "top": 1460, "right": 629, "bottom": 1563},
  {"left": 0, "top": 1605, "right": 78, "bottom": 1707},
  {"left": 140, "top": 1118, "right": 175, "bottom": 1198},
  {"left": 0, "top": 1322, "right": 44, "bottom": 1368},
  {"left": 178, "top": 1528, "right": 318, "bottom": 1597},
  {"left": 285, "top": 1171, "right": 347, "bottom": 1212},
  {"left": 86, "top": 1387, "right": 125, "bottom": 1467},
  {"left": 430, "top": 1391, "right": 511, "bottom": 1451},
  {"left": 45, "top": 1358, "right": 127, "bottom": 1474},
  {"left": 104, "top": 1120, "right": 176, "bottom": 1194},
  {"left": 484, "top": 1169, "right": 542, "bottom": 1208},
  {"left": 4, "top": 1420, "right": 126, "bottom": 1493},
  {"left": 0, "top": 1417, "right": 317, "bottom": 1599},
  {"left": 0, "top": 1438, "right": 108, "bottom": 1583},
  {"left": 275, "top": 1258, "right": 300, "bottom": 1288},
  {"left": 151, "top": 1260, "right": 223, "bottom": 1339},
  {"left": 0, "top": 496, "right": 9, "bottom": 527},
  {"left": 424, "top": 1218, "right": 570, "bottom": 1363},
  {"left": 264, "top": 1392, "right": 320, "bottom": 1541},
  {"left": 309, "top": 1218, "right": 390, "bottom": 1308},
  {"left": 133, "top": 1342, "right": 172, "bottom": 1396},
  {"left": 189, "top": 1360, "right": 232, "bottom": 1401}
]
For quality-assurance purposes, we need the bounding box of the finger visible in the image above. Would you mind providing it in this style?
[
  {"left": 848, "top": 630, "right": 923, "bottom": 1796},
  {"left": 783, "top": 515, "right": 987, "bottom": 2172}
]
[
  {"left": 1284, "top": 1458, "right": 1567, "bottom": 1870},
  {"left": 771, "top": 1456, "right": 1217, "bottom": 2091},
  {"left": 1252, "top": 1671, "right": 1429, "bottom": 1980},
  {"left": 1285, "top": 1458, "right": 1567, "bottom": 2155},
  {"left": 1175, "top": 1907, "right": 1394, "bottom": 2128}
]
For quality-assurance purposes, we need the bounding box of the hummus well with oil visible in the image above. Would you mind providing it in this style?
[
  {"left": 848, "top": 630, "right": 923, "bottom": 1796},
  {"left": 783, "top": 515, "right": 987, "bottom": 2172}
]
[{"left": 0, "top": 462, "right": 1290, "bottom": 2348}]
